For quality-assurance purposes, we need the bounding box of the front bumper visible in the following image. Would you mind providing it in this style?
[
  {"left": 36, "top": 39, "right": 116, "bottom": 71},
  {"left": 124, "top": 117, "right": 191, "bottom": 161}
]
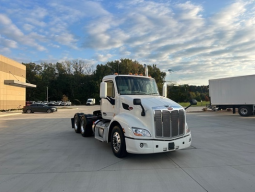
[{"left": 125, "top": 134, "right": 192, "bottom": 154}]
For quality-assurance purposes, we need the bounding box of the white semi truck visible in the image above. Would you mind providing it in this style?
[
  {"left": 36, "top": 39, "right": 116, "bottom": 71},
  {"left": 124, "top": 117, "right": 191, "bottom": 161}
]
[
  {"left": 71, "top": 73, "right": 196, "bottom": 158},
  {"left": 209, "top": 74, "right": 255, "bottom": 116}
]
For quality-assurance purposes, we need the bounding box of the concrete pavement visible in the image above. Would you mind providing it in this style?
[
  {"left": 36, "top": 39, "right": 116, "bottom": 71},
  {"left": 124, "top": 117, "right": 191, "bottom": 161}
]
[{"left": 0, "top": 105, "right": 255, "bottom": 192}]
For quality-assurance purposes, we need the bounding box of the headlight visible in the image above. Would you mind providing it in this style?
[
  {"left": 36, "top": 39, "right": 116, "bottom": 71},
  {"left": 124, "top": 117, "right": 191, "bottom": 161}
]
[{"left": 132, "top": 127, "right": 151, "bottom": 137}]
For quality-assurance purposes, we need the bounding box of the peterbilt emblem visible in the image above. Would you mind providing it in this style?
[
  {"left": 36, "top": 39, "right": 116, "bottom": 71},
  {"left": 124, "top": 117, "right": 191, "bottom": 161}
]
[{"left": 164, "top": 105, "right": 173, "bottom": 110}]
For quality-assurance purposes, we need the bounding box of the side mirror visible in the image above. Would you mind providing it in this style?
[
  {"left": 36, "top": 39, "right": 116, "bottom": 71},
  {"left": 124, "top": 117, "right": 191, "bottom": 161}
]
[
  {"left": 100, "top": 82, "right": 107, "bottom": 98},
  {"left": 190, "top": 99, "right": 197, "bottom": 105},
  {"left": 133, "top": 99, "right": 145, "bottom": 116},
  {"left": 185, "top": 99, "right": 197, "bottom": 110},
  {"left": 133, "top": 99, "right": 141, "bottom": 105}
]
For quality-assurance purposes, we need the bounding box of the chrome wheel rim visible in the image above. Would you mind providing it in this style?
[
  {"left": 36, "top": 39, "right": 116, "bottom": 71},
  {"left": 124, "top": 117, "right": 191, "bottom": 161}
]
[
  {"left": 74, "top": 118, "right": 78, "bottom": 131},
  {"left": 113, "top": 132, "right": 121, "bottom": 152},
  {"left": 241, "top": 108, "right": 248, "bottom": 115},
  {"left": 27, "top": 110, "right": 31, "bottom": 113},
  {"left": 81, "top": 120, "right": 84, "bottom": 134}
]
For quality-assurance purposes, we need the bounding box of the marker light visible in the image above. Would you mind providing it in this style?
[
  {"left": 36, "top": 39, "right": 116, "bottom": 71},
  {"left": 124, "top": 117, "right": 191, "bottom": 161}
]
[{"left": 186, "top": 125, "right": 190, "bottom": 133}]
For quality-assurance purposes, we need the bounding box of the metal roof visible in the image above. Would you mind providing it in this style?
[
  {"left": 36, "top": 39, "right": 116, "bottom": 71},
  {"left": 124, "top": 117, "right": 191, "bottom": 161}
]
[{"left": 4, "top": 80, "right": 36, "bottom": 88}]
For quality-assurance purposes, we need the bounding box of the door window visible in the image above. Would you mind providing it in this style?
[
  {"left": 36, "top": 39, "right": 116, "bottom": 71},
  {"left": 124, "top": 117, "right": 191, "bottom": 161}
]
[{"left": 106, "top": 81, "right": 115, "bottom": 98}]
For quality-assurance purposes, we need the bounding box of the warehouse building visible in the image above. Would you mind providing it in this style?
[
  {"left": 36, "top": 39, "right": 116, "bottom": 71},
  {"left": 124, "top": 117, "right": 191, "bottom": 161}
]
[{"left": 0, "top": 55, "right": 36, "bottom": 110}]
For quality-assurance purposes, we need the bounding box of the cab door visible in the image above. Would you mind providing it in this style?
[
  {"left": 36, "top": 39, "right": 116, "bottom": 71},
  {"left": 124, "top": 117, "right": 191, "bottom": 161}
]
[{"left": 100, "top": 80, "right": 116, "bottom": 120}]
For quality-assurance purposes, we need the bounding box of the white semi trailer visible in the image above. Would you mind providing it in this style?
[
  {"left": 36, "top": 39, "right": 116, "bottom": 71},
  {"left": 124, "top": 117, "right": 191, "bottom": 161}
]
[
  {"left": 71, "top": 73, "right": 196, "bottom": 158},
  {"left": 209, "top": 74, "right": 255, "bottom": 116}
]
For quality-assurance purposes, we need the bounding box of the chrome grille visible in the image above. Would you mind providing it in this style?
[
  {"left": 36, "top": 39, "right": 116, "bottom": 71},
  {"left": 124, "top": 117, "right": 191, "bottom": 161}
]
[{"left": 154, "top": 109, "right": 185, "bottom": 138}]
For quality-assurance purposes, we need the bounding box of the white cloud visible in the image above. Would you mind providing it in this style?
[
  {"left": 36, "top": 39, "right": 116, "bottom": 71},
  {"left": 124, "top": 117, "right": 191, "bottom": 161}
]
[
  {"left": 0, "top": 14, "right": 46, "bottom": 51},
  {"left": 94, "top": 53, "right": 113, "bottom": 62},
  {"left": 23, "top": 24, "right": 34, "bottom": 31},
  {"left": 0, "top": 36, "right": 17, "bottom": 48},
  {"left": 1, "top": 0, "right": 255, "bottom": 84}
]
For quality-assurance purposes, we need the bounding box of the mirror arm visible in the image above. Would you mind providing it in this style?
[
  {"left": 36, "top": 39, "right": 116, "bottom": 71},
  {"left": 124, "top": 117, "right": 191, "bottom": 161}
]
[
  {"left": 140, "top": 104, "right": 145, "bottom": 116},
  {"left": 185, "top": 104, "right": 192, "bottom": 110}
]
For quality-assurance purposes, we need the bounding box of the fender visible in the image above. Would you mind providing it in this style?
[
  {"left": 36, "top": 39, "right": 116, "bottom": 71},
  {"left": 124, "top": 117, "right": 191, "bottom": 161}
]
[{"left": 108, "top": 112, "right": 149, "bottom": 142}]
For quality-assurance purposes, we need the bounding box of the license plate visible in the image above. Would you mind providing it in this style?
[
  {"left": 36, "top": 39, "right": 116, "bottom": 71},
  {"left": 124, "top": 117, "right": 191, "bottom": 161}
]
[{"left": 168, "top": 142, "right": 175, "bottom": 150}]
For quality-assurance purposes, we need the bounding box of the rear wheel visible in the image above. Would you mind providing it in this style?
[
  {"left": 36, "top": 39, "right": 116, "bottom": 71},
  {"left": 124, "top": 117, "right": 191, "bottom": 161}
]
[
  {"left": 74, "top": 114, "right": 81, "bottom": 133},
  {"left": 26, "top": 109, "right": 32, "bottom": 113},
  {"left": 80, "top": 115, "right": 93, "bottom": 137},
  {"left": 238, "top": 106, "right": 252, "bottom": 117},
  {"left": 111, "top": 125, "right": 127, "bottom": 158}
]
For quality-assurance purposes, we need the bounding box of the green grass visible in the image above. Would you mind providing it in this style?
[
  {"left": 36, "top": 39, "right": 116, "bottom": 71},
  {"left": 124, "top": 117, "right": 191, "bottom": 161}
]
[{"left": 178, "top": 101, "right": 210, "bottom": 107}]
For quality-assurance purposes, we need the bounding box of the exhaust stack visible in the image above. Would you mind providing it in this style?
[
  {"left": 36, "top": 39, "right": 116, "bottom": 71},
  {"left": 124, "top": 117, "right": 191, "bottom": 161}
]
[
  {"left": 162, "top": 82, "right": 167, "bottom": 97},
  {"left": 144, "top": 64, "right": 148, "bottom": 77}
]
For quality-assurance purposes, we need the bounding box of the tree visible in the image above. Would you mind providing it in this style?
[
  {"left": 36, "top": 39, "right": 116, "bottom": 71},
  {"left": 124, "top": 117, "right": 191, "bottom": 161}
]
[{"left": 24, "top": 59, "right": 168, "bottom": 104}]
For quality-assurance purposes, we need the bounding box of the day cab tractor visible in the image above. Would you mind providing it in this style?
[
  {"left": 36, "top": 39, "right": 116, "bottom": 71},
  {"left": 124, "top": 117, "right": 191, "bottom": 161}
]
[{"left": 71, "top": 73, "right": 197, "bottom": 158}]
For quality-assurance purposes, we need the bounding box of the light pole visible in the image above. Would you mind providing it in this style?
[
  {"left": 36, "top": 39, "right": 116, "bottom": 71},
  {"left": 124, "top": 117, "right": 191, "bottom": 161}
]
[{"left": 47, "top": 86, "right": 48, "bottom": 102}]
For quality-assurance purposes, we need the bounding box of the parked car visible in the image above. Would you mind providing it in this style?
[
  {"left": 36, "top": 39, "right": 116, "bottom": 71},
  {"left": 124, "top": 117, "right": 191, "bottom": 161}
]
[
  {"left": 23, "top": 104, "right": 57, "bottom": 113},
  {"left": 55, "top": 101, "right": 62, "bottom": 106},
  {"left": 26, "top": 101, "right": 33, "bottom": 106},
  {"left": 43, "top": 101, "right": 48, "bottom": 105},
  {"left": 66, "top": 101, "right": 72, "bottom": 106},
  {"left": 48, "top": 101, "right": 56, "bottom": 106},
  {"left": 60, "top": 102, "right": 67, "bottom": 106}
]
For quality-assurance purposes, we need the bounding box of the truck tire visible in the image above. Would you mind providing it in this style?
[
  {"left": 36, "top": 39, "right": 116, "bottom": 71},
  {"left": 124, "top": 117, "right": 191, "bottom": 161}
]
[
  {"left": 74, "top": 114, "right": 81, "bottom": 133},
  {"left": 238, "top": 106, "right": 252, "bottom": 117},
  {"left": 111, "top": 125, "right": 127, "bottom": 158},
  {"left": 80, "top": 115, "right": 93, "bottom": 137}
]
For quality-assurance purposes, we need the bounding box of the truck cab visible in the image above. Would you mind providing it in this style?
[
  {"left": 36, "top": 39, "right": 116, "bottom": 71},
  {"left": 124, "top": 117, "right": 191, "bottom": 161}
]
[{"left": 72, "top": 74, "right": 194, "bottom": 158}]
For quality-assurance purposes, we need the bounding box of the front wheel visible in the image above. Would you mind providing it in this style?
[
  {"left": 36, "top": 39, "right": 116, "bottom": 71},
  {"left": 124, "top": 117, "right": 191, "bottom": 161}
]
[
  {"left": 111, "top": 125, "right": 127, "bottom": 158},
  {"left": 238, "top": 106, "right": 252, "bottom": 117},
  {"left": 46, "top": 109, "right": 52, "bottom": 113}
]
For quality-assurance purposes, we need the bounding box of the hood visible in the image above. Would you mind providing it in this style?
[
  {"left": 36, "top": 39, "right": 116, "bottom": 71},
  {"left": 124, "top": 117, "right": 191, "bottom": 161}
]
[{"left": 120, "top": 95, "right": 183, "bottom": 110}]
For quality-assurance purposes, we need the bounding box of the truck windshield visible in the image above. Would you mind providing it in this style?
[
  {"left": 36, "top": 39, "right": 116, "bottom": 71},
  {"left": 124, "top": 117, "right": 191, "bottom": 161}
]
[{"left": 115, "top": 76, "right": 159, "bottom": 95}]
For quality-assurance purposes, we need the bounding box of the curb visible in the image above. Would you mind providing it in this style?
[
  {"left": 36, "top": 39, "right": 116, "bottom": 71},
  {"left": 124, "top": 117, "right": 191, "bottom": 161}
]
[{"left": 0, "top": 113, "right": 22, "bottom": 117}]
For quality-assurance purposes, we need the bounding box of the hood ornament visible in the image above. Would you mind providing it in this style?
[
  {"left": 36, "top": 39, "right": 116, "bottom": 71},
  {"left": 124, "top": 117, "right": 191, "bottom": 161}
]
[{"left": 165, "top": 105, "right": 173, "bottom": 110}]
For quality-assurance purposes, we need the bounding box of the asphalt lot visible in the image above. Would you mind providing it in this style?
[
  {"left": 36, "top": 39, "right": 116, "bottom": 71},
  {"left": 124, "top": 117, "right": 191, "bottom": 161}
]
[{"left": 0, "top": 106, "right": 255, "bottom": 192}]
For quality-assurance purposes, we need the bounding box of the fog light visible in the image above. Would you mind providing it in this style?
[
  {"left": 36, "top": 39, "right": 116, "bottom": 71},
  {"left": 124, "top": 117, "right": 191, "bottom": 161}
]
[{"left": 140, "top": 143, "right": 144, "bottom": 148}]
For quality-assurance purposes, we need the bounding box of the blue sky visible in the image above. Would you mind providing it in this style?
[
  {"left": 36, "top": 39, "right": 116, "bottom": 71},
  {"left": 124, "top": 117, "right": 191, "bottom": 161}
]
[{"left": 1, "top": 0, "right": 255, "bottom": 85}]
